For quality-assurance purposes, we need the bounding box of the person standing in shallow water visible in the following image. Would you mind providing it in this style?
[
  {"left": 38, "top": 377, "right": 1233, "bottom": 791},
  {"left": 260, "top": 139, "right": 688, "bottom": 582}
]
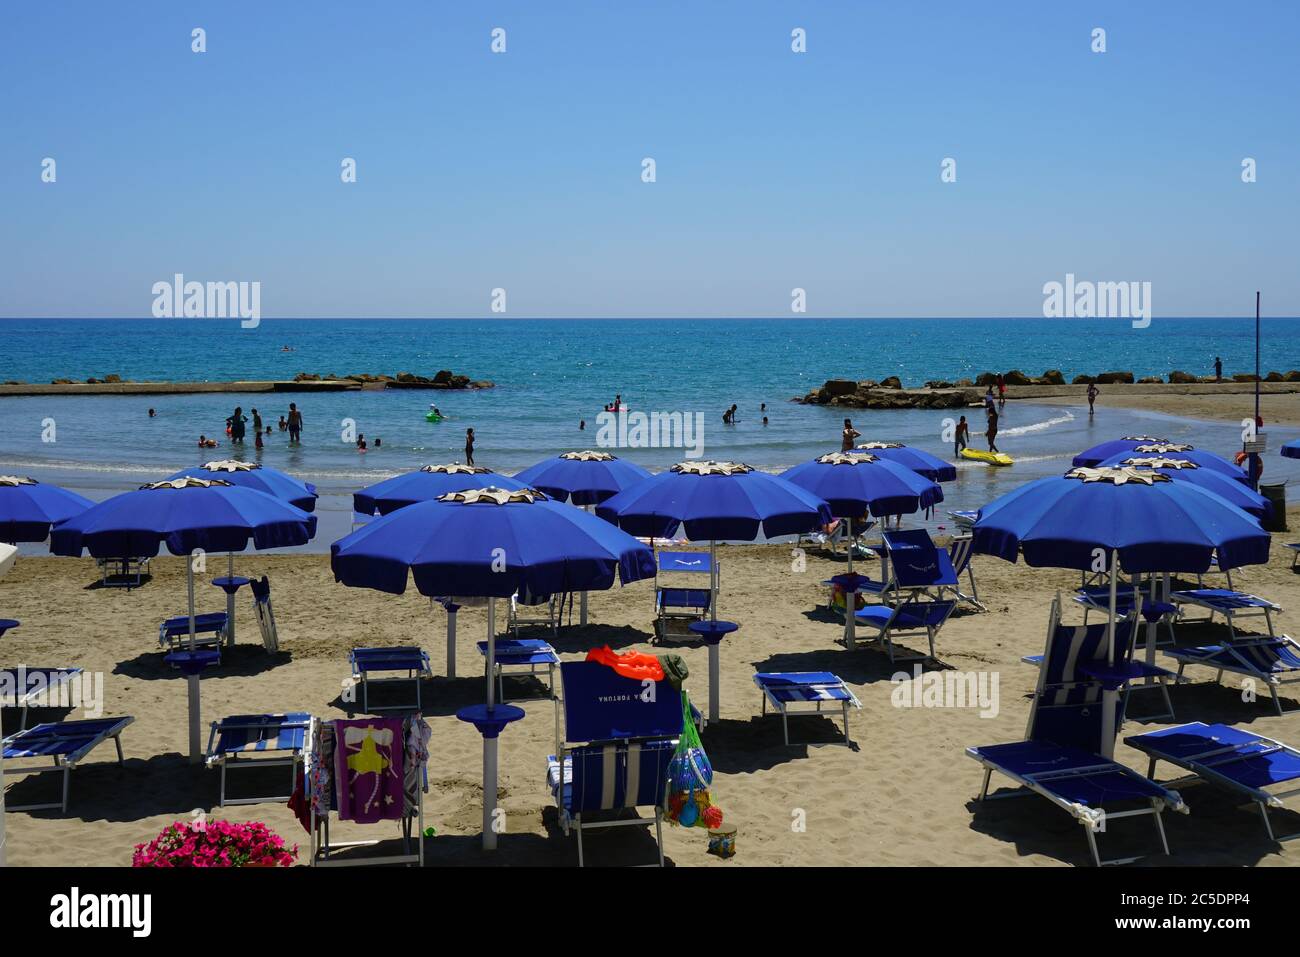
[
  {"left": 986, "top": 407, "right": 1000, "bottom": 453},
  {"left": 841, "top": 418, "right": 860, "bottom": 452},
  {"left": 465, "top": 428, "right": 475, "bottom": 466},
  {"left": 954, "top": 415, "right": 969, "bottom": 455},
  {"left": 287, "top": 403, "right": 303, "bottom": 443},
  {"left": 1087, "top": 382, "right": 1099, "bottom": 416},
  {"left": 228, "top": 406, "right": 247, "bottom": 444},
  {"left": 1214, "top": 356, "right": 1223, "bottom": 382}
]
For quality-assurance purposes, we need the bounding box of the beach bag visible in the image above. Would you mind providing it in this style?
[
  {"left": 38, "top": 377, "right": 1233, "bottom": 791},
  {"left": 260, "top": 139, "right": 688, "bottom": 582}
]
[{"left": 664, "top": 692, "right": 722, "bottom": 829}]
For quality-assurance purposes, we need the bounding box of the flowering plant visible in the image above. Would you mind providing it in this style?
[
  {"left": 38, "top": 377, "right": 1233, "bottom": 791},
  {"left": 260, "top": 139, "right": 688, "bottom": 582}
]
[{"left": 132, "top": 819, "right": 297, "bottom": 867}]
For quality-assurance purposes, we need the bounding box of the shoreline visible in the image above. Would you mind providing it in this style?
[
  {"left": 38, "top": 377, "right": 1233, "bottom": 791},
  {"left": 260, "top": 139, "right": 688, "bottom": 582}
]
[{"left": 1018, "top": 384, "right": 1300, "bottom": 428}]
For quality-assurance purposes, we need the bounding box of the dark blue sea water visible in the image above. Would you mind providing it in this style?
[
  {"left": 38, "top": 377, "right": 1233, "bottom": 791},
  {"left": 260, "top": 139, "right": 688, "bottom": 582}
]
[{"left": 2, "top": 318, "right": 1297, "bottom": 550}]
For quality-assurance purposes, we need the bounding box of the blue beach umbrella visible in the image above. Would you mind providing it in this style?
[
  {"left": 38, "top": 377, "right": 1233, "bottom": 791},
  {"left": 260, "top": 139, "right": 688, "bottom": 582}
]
[
  {"left": 513, "top": 450, "right": 652, "bottom": 506},
  {"left": 1071, "top": 435, "right": 1171, "bottom": 468},
  {"left": 168, "top": 460, "right": 318, "bottom": 512},
  {"left": 51, "top": 477, "right": 317, "bottom": 762},
  {"left": 1076, "top": 440, "right": 1247, "bottom": 485},
  {"left": 851, "top": 441, "right": 957, "bottom": 483},
  {"left": 331, "top": 485, "right": 654, "bottom": 851},
  {"left": 513, "top": 451, "right": 653, "bottom": 626},
  {"left": 597, "top": 460, "right": 831, "bottom": 722},
  {"left": 1282, "top": 440, "right": 1300, "bottom": 460},
  {"left": 973, "top": 465, "right": 1269, "bottom": 758},
  {"left": 0, "top": 475, "right": 94, "bottom": 543},
  {"left": 1098, "top": 454, "right": 1272, "bottom": 521},
  {"left": 352, "top": 463, "right": 525, "bottom": 516}
]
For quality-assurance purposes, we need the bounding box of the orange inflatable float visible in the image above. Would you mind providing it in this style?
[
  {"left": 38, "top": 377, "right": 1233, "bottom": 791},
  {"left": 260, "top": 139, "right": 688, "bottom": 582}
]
[{"left": 586, "top": 645, "right": 664, "bottom": 682}]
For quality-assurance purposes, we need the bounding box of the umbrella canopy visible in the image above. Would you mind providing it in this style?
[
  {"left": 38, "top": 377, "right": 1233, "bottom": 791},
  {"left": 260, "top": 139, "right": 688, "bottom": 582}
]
[
  {"left": 596, "top": 461, "right": 831, "bottom": 540},
  {"left": 1282, "top": 440, "right": 1300, "bottom": 460},
  {"left": 1076, "top": 440, "right": 1246, "bottom": 485},
  {"left": 50, "top": 477, "right": 317, "bottom": 557},
  {"left": 782, "top": 452, "right": 944, "bottom": 518},
  {"left": 352, "top": 464, "right": 526, "bottom": 516},
  {"left": 513, "top": 450, "right": 652, "bottom": 505},
  {"left": 0, "top": 475, "right": 94, "bottom": 543},
  {"left": 1099, "top": 454, "right": 1271, "bottom": 520},
  {"left": 851, "top": 442, "right": 957, "bottom": 482},
  {"left": 1071, "top": 435, "right": 1170, "bottom": 468},
  {"left": 168, "top": 460, "right": 318, "bottom": 512},
  {"left": 332, "top": 486, "right": 654, "bottom": 597},
  {"left": 972, "top": 466, "right": 1269, "bottom": 573}
]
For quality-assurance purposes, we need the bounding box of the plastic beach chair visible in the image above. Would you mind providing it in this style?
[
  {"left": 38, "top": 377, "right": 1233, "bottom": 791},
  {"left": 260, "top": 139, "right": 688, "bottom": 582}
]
[
  {"left": 1126, "top": 721, "right": 1300, "bottom": 842},
  {"left": 348, "top": 647, "right": 431, "bottom": 713},
  {"left": 752, "top": 672, "right": 860, "bottom": 746},
  {"left": 2, "top": 716, "right": 134, "bottom": 813},
  {"left": 205, "top": 712, "right": 310, "bottom": 806},
  {"left": 966, "top": 596, "right": 1186, "bottom": 866},
  {"left": 546, "top": 661, "right": 682, "bottom": 866},
  {"left": 477, "top": 638, "right": 559, "bottom": 702},
  {"left": 1164, "top": 636, "right": 1300, "bottom": 716}
]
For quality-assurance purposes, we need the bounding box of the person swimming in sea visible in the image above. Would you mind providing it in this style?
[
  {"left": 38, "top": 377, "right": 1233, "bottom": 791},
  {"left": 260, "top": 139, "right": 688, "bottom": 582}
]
[
  {"left": 148, "top": 408, "right": 156, "bottom": 418},
  {"left": 198, "top": 435, "right": 218, "bottom": 448}
]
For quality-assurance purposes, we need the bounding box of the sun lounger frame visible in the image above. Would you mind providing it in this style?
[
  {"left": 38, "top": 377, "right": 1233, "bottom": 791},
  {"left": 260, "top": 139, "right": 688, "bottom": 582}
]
[
  {"left": 1165, "top": 635, "right": 1300, "bottom": 715},
  {"left": 753, "top": 672, "right": 860, "bottom": 746},
  {"left": 96, "top": 556, "right": 150, "bottom": 589},
  {"left": 348, "top": 647, "right": 431, "bottom": 714},
  {"left": 205, "top": 712, "right": 309, "bottom": 807},
  {"left": 1172, "top": 589, "right": 1280, "bottom": 640},
  {"left": 0, "top": 667, "right": 84, "bottom": 731},
  {"left": 2, "top": 716, "right": 133, "bottom": 813},
  {"left": 477, "top": 638, "right": 559, "bottom": 702},
  {"left": 1126, "top": 722, "right": 1300, "bottom": 843},
  {"left": 508, "top": 591, "right": 559, "bottom": 638}
]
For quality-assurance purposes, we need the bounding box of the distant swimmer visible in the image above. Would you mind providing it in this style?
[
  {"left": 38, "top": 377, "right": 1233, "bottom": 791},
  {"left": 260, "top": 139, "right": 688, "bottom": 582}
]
[
  {"left": 278, "top": 415, "right": 287, "bottom": 431},
  {"left": 282, "top": 345, "right": 293, "bottom": 352},
  {"left": 579, "top": 419, "right": 586, "bottom": 431},
  {"left": 762, "top": 416, "right": 769, "bottom": 426},
  {"left": 148, "top": 408, "right": 156, "bottom": 418},
  {"left": 1087, "top": 382, "right": 1099, "bottom": 417},
  {"left": 356, "top": 433, "right": 367, "bottom": 452},
  {"left": 374, "top": 437, "right": 381, "bottom": 448},
  {"left": 465, "top": 427, "right": 475, "bottom": 466},
  {"left": 841, "top": 418, "right": 860, "bottom": 452},
  {"left": 198, "top": 435, "right": 218, "bottom": 448},
  {"left": 722, "top": 404, "right": 738, "bottom": 424}
]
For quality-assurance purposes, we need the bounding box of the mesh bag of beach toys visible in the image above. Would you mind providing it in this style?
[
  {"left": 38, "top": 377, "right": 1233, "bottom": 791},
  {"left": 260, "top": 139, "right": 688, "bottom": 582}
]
[{"left": 664, "top": 691, "right": 723, "bottom": 831}]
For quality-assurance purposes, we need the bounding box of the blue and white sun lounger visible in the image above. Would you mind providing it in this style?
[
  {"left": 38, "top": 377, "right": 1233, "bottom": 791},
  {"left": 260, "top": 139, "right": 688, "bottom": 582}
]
[
  {"left": 1126, "top": 722, "right": 1300, "bottom": 842},
  {"left": 854, "top": 599, "right": 957, "bottom": 662},
  {"left": 947, "top": 534, "right": 985, "bottom": 612},
  {"left": 159, "top": 612, "right": 228, "bottom": 651},
  {"left": 205, "top": 712, "right": 310, "bottom": 806},
  {"left": 848, "top": 529, "right": 959, "bottom": 661},
  {"left": 2, "top": 716, "right": 133, "bottom": 812},
  {"left": 546, "top": 661, "right": 681, "bottom": 866},
  {"left": 654, "top": 551, "right": 714, "bottom": 637},
  {"left": 1164, "top": 635, "right": 1300, "bottom": 715},
  {"left": 968, "top": 596, "right": 1185, "bottom": 866},
  {"left": 0, "top": 667, "right": 84, "bottom": 731},
  {"left": 249, "top": 576, "right": 279, "bottom": 653},
  {"left": 753, "top": 672, "right": 860, "bottom": 746},
  {"left": 1172, "top": 589, "right": 1280, "bottom": 640},
  {"left": 477, "top": 638, "right": 559, "bottom": 701},
  {"left": 348, "top": 647, "right": 431, "bottom": 713}
]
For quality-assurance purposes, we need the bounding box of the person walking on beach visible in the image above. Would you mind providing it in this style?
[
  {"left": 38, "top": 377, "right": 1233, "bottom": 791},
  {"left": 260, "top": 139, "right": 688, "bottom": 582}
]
[
  {"left": 1214, "top": 356, "right": 1223, "bottom": 382},
  {"left": 996, "top": 374, "right": 1006, "bottom": 408},
  {"left": 986, "top": 407, "right": 1000, "bottom": 453},
  {"left": 1086, "top": 382, "right": 1099, "bottom": 416},
  {"left": 954, "top": 415, "right": 969, "bottom": 455},
  {"left": 465, "top": 428, "right": 475, "bottom": 466},
  {"left": 287, "top": 403, "right": 303, "bottom": 443},
  {"left": 841, "top": 418, "right": 860, "bottom": 452}
]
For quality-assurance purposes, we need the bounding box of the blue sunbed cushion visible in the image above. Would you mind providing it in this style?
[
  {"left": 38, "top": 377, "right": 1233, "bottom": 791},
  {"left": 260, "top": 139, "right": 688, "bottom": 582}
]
[
  {"left": 754, "top": 672, "right": 853, "bottom": 703},
  {"left": 970, "top": 740, "right": 1169, "bottom": 806},
  {"left": 350, "top": 647, "right": 429, "bottom": 672},
  {"left": 1126, "top": 722, "right": 1300, "bottom": 790},
  {"left": 1174, "top": 589, "right": 1278, "bottom": 610},
  {"left": 854, "top": 601, "right": 953, "bottom": 628},
  {"left": 477, "top": 639, "right": 559, "bottom": 665},
  {"left": 213, "top": 712, "right": 310, "bottom": 755},
  {"left": 4, "top": 718, "right": 131, "bottom": 759},
  {"left": 658, "top": 588, "right": 710, "bottom": 608}
]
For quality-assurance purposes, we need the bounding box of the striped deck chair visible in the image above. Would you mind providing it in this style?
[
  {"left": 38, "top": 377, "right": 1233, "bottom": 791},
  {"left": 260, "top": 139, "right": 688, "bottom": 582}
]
[
  {"left": 2, "top": 717, "right": 134, "bottom": 813},
  {"left": 753, "top": 671, "right": 861, "bottom": 746},
  {"left": 1165, "top": 636, "right": 1300, "bottom": 716},
  {"left": 546, "top": 661, "right": 682, "bottom": 866},
  {"left": 947, "top": 534, "right": 986, "bottom": 611},
  {"left": 249, "top": 576, "right": 279, "bottom": 653},
  {"left": 1127, "top": 721, "right": 1300, "bottom": 843},
  {"left": 205, "top": 712, "right": 310, "bottom": 806},
  {"left": 967, "top": 596, "right": 1185, "bottom": 866}
]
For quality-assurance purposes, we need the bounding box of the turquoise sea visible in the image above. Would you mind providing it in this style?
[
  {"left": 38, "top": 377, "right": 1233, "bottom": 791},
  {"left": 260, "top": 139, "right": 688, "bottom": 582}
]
[{"left": 2, "top": 318, "right": 1298, "bottom": 550}]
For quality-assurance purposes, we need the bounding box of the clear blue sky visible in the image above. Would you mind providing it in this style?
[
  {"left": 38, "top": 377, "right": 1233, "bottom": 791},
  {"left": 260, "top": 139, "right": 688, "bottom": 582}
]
[{"left": 2, "top": 1, "right": 1296, "bottom": 318}]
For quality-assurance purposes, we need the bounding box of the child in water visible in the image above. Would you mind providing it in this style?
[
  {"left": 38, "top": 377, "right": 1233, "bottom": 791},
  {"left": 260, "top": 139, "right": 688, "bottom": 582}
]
[{"left": 198, "top": 435, "right": 218, "bottom": 448}]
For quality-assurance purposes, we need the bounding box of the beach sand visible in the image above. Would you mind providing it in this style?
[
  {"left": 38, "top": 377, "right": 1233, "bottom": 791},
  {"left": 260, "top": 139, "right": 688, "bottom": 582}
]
[
  {"left": 4, "top": 508, "right": 1300, "bottom": 868},
  {"left": 1028, "top": 386, "right": 1300, "bottom": 428}
]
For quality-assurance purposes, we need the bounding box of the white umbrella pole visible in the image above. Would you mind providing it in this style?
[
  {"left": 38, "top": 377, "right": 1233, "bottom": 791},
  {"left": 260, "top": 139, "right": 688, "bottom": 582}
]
[
  {"left": 1101, "top": 549, "right": 1119, "bottom": 760},
  {"left": 187, "top": 559, "right": 201, "bottom": 764},
  {"left": 844, "top": 516, "right": 856, "bottom": 650},
  {"left": 446, "top": 604, "right": 457, "bottom": 679},
  {"left": 1144, "top": 571, "right": 1169, "bottom": 680},
  {"left": 483, "top": 598, "right": 499, "bottom": 851},
  {"left": 0, "top": 734, "right": 7, "bottom": 865},
  {"left": 708, "top": 539, "right": 720, "bottom": 722},
  {"left": 225, "top": 551, "right": 236, "bottom": 647},
  {"left": 580, "top": 504, "right": 590, "bottom": 625}
]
